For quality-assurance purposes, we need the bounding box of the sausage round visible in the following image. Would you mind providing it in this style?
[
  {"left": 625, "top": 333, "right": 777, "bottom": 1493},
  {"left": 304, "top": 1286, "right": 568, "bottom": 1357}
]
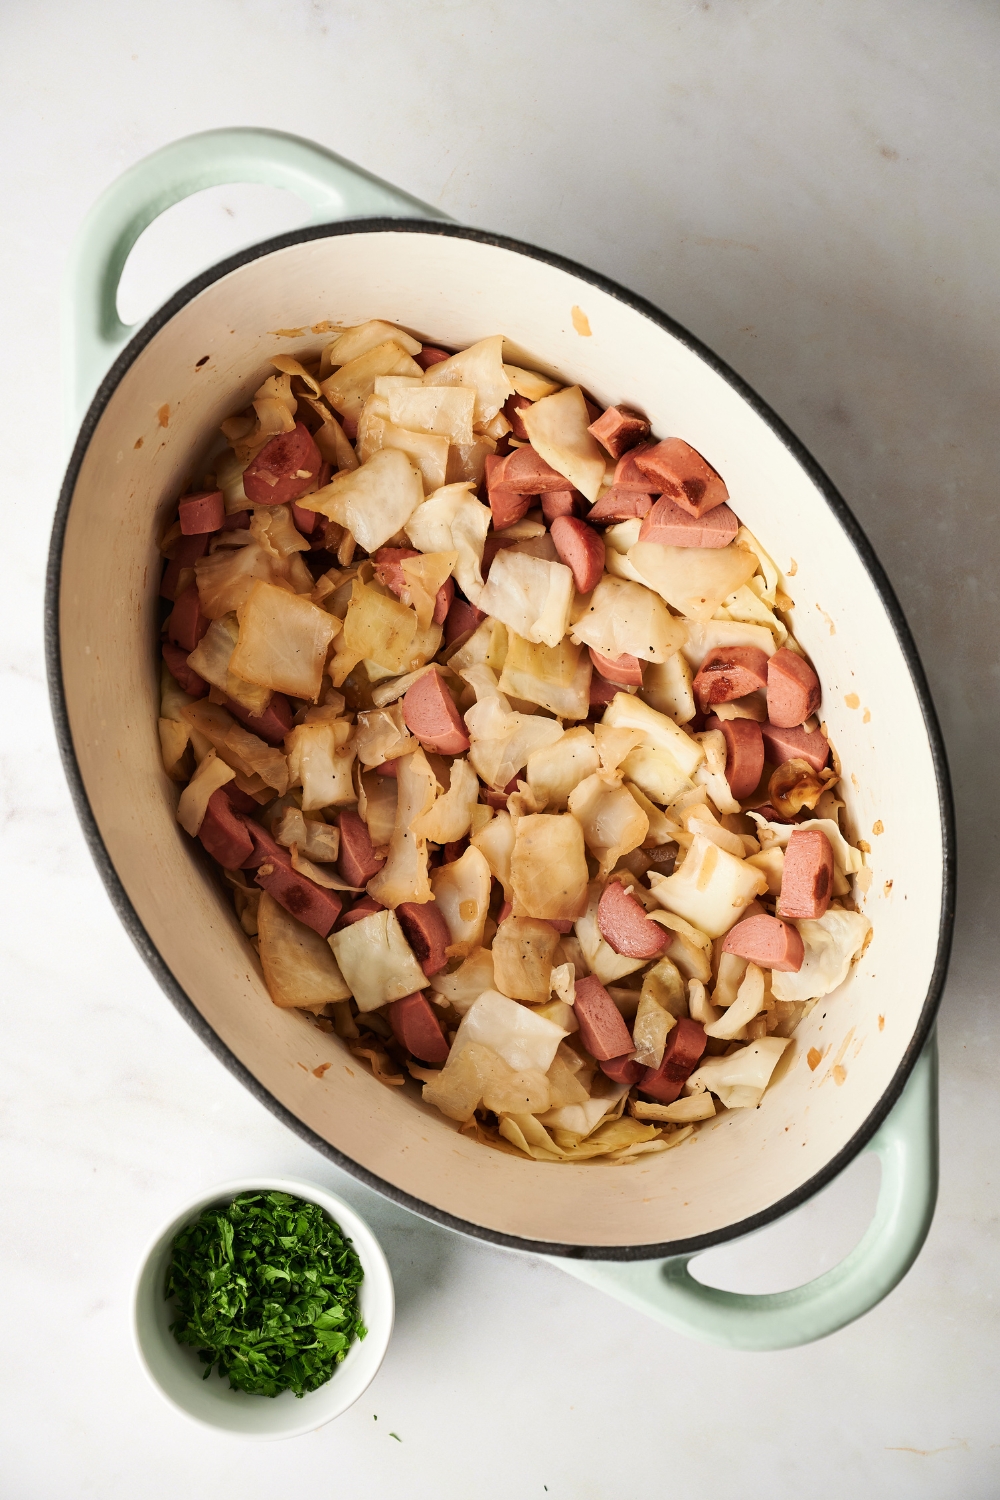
[
  {"left": 587, "top": 404, "right": 652, "bottom": 459},
  {"left": 766, "top": 648, "right": 821, "bottom": 728},
  {"left": 722, "top": 913, "right": 804, "bottom": 971},
  {"left": 637, "top": 494, "right": 738, "bottom": 549},
  {"left": 587, "top": 647, "right": 643, "bottom": 687},
  {"left": 693, "top": 646, "right": 770, "bottom": 708},
  {"left": 760, "top": 720, "right": 830, "bottom": 773},
  {"left": 242, "top": 422, "right": 323, "bottom": 507},
  {"left": 597, "top": 881, "right": 669, "bottom": 959},
  {"left": 388, "top": 991, "right": 450, "bottom": 1065},
  {"left": 638, "top": 1018, "right": 707, "bottom": 1102},
  {"left": 633, "top": 438, "right": 729, "bottom": 518},
  {"left": 395, "top": 900, "right": 451, "bottom": 976},
  {"left": 777, "top": 828, "right": 835, "bottom": 920},
  {"left": 178, "top": 490, "right": 225, "bottom": 535},
  {"left": 402, "top": 672, "right": 470, "bottom": 755},
  {"left": 573, "top": 975, "right": 636, "bottom": 1060},
  {"left": 337, "top": 809, "right": 387, "bottom": 887},
  {"left": 549, "top": 516, "right": 605, "bottom": 592},
  {"left": 705, "top": 714, "right": 765, "bottom": 800}
]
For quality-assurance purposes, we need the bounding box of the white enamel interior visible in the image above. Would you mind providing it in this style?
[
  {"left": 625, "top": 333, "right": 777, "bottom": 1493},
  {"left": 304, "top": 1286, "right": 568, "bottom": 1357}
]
[{"left": 58, "top": 230, "right": 943, "bottom": 1249}]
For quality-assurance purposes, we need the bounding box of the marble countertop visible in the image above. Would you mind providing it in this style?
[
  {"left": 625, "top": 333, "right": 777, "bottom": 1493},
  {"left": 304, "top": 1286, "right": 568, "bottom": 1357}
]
[{"left": 2, "top": 2, "right": 998, "bottom": 1495}]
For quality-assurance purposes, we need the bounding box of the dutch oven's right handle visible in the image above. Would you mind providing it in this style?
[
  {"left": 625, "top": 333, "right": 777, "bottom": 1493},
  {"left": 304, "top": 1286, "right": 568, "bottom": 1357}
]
[
  {"left": 550, "top": 1034, "right": 938, "bottom": 1351},
  {"left": 62, "top": 126, "right": 446, "bottom": 433}
]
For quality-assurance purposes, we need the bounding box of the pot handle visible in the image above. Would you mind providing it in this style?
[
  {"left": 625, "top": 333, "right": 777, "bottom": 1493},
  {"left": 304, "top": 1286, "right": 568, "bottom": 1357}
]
[
  {"left": 548, "top": 1032, "right": 937, "bottom": 1350},
  {"left": 63, "top": 126, "right": 446, "bottom": 431}
]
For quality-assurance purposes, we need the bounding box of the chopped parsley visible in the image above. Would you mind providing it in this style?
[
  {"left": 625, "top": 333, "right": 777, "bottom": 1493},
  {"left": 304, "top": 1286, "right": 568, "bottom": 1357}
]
[{"left": 165, "top": 1190, "right": 366, "bottom": 1398}]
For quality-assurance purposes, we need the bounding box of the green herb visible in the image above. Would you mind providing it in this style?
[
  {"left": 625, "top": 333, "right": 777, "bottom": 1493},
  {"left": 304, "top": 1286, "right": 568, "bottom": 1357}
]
[{"left": 165, "top": 1190, "right": 366, "bottom": 1398}]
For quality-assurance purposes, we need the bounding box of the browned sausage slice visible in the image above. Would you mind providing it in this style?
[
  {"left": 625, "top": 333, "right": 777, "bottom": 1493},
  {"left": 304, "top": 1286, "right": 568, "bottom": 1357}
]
[
  {"left": 416, "top": 346, "right": 451, "bottom": 369},
  {"left": 402, "top": 672, "right": 470, "bottom": 755},
  {"left": 166, "top": 583, "right": 210, "bottom": 653},
  {"left": 638, "top": 1017, "right": 707, "bottom": 1102},
  {"left": 693, "top": 646, "right": 770, "bottom": 709},
  {"left": 490, "top": 445, "right": 568, "bottom": 494},
  {"left": 444, "top": 596, "right": 486, "bottom": 647},
  {"left": 549, "top": 516, "right": 605, "bottom": 592},
  {"left": 198, "top": 788, "right": 254, "bottom": 869},
  {"left": 178, "top": 490, "right": 225, "bottom": 535},
  {"left": 396, "top": 900, "right": 451, "bottom": 976},
  {"left": 588, "top": 647, "right": 643, "bottom": 686},
  {"left": 638, "top": 494, "right": 739, "bottom": 548},
  {"left": 722, "top": 913, "right": 804, "bottom": 971},
  {"left": 336, "top": 893, "right": 385, "bottom": 929},
  {"left": 222, "top": 690, "right": 293, "bottom": 747},
  {"left": 241, "top": 820, "right": 343, "bottom": 936},
  {"left": 613, "top": 443, "right": 661, "bottom": 493},
  {"left": 503, "top": 393, "right": 533, "bottom": 441},
  {"left": 388, "top": 991, "right": 450, "bottom": 1064},
  {"left": 573, "top": 975, "right": 635, "bottom": 1060},
  {"left": 633, "top": 438, "right": 729, "bottom": 518},
  {"left": 585, "top": 487, "right": 654, "bottom": 524},
  {"left": 489, "top": 487, "right": 532, "bottom": 531},
  {"left": 243, "top": 421, "right": 323, "bottom": 506},
  {"left": 705, "top": 715, "right": 764, "bottom": 800},
  {"left": 766, "top": 648, "right": 821, "bottom": 728},
  {"left": 291, "top": 502, "right": 319, "bottom": 535},
  {"left": 162, "top": 642, "right": 207, "bottom": 698},
  {"left": 597, "top": 881, "right": 670, "bottom": 958},
  {"left": 599, "top": 1054, "right": 646, "bottom": 1085},
  {"left": 777, "top": 828, "right": 835, "bottom": 920},
  {"left": 541, "top": 488, "right": 587, "bottom": 520},
  {"left": 587, "top": 404, "right": 652, "bottom": 459},
  {"left": 760, "top": 721, "right": 830, "bottom": 772},
  {"left": 338, "top": 809, "right": 387, "bottom": 887}
]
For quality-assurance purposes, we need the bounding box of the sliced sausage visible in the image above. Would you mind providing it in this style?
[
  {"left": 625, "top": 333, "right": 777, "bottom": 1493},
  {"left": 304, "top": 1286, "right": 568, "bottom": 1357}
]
[
  {"left": 587, "top": 404, "right": 652, "bottom": 459},
  {"left": 705, "top": 715, "right": 764, "bottom": 800},
  {"left": 402, "top": 671, "right": 470, "bottom": 755},
  {"left": 291, "top": 502, "right": 319, "bottom": 535},
  {"left": 222, "top": 691, "right": 293, "bottom": 747},
  {"left": 633, "top": 438, "right": 729, "bottom": 518},
  {"left": 599, "top": 1054, "right": 646, "bottom": 1085},
  {"left": 178, "top": 489, "right": 225, "bottom": 535},
  {"left": 589, "top": 671, "right": 620, "bottom": 709},
  {"left": 693, "top": 646, "right": 770, "bottom": 709},
  {"left": 766, "top": 648, "right": 821, "bottom": 728},
  {"left": 198, "top": 788, "right": 254, "bottom": 869},
  {"left": 338, "top": 809, "right": 387, "bottom": 887},
  {"left": 638, "top": 493, "right": 739, "bottom": 549},
  {"left": 221, "top": 509, "right": 251, "bottom": 531},
  {"left": 433, "top": 576, "right": 455, "bottom": 624},
  {"left": 376, "top": 545, "right": 452, "bottom": 618},
  {"left": 444, "top": 596, "right": 486, "bottom": 647},
  {"left": 443, "top": 838, "right": 468, "bottom": 864},
  {"left": 585, "top": 486, "right": 654, "bottom": 524},
  {"left": 597, "top": 881, "right": 669, "bottom": 959},
  {"left": 777, "top": 828, "right": 835, "bottom": 920},
  {"left": 396, "top": 900, "right": 451, "bottom": 977},
  {"left": 760, "top": 720, "right": 830, "bottom": 772},
  {"left": 490, "top": 445, "right": 568, "bottom": 494},
  {"left": 503, "top": 393, "right": 533, "bottom": 441},
  {"left": 722, "top": 913, "right": 804, "bottom": 971},
  {"left": 574, "top": 975, "right": 635, "bottom": 1060},
  {"left": 162, "top": 641, "right": 207, "bottom": 698},
  {"left": 588, "top": 647, "right": 643, "bottom": 687},
  {"left": 639, "top": 1017, "right": 707, "bottom": 1102},
  {"left": 489, "top": 487, "right": 532, "bottom": 531},
  {"left": 549, "top": 516, "right": 605, "bottom": 592},
  {"left": 242, "top": 421, "right": 323, "bottom": 507},
  {"left": 241, "top": 819, "right": 343, "bottom": 936},
  {"left": 416, "top": 346, "right": 451, "bottom": 369},
  {"left": 166, "top": 583, "right": 210, "bottom": 653},
  {"left": 336, "top": 893, "right": 385, "bottom": 929},
  {"left": 388, "top": 991, "right": 450, "bottom": 1065},
  {"left": 613, "top": 443, "right": 661, "bottom": 493},
  {"left": 541, "top": 488, "right": 588, "bottom": 520}
]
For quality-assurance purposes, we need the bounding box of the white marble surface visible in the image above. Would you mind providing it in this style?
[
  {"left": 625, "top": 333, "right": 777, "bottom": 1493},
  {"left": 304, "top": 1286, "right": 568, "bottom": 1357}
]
[{"left": 2, "top": 2, "right": 999, "bottom": 1494}]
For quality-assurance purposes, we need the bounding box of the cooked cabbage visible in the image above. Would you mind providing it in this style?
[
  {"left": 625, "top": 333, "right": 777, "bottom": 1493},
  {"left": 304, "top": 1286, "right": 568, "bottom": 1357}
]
[
  {"left": 520, "top": 385, "right": 606, "bottom": 502},
  {"left": 187, "top": 615, "right": 272, "bottom": 714},
  {"left": 601, "top": 692, "right": 705, "bottom": 777},
  {"left": 176, "top": 748, "right": 234, "bottom": 836},
  {"left": 159, "top": 717, "right": 191, "bottom": 782},
  {"left": 602, "top": 519, "right": 646, "bottom": 583},
  {"left": 273, "top": 808, "right": 340, "bottom": 863},
  {"left": 539, "top": 1084, "right": 630, "bottom": 1140},
  {"left": 181, "top": 700, "right": 289, "bottom": 792},
  {"left": 387, "top": 384, "right": 475, "bottom": 446},
  {"left": 705, "top": 963, "right": 765, "bottom": 1040},
  {"left": 453, "top": 989, "right": 567, "bottom": 1072},
  {"left": 510, "top": 813, "right": 590, "bottom": 921},
  {"left": 398, "top": 551, "right": 458, "bottom": 631},
  {"left": 470, "top": 808, "right": 515, "bottom": 897},
  {"left": 714, "top": 582, "right": 788, "bottom": 648},
  {"left": 687, "top": 1036, "right": 790, "bottom": 1109},
  {"left": 680, "top": 619, "right": 777, "bottom": 669},
  {"left": 491, "top": 916, "right": 561, "bottom": 1003},
  {"left": 574, "top": 881, "right": 646, "bottom": 984},
  {"left": 641, "top": 653, "right": 696, "bottom": 724},
  {"left": 770, "top": 908, "right": 872, "bottom": 1002},
  {"left": 570, "top": 576, "right": 686, "bottom": 664},
  {"left": 694, "top": 729, "right": 741, "bottom": 815},
  {"left": 429, "top": 947, "right": 496, "bottom": 1014},
  {"left": 341, "top": 580, "right": 419, "bottom": 675},
  {"left": 354, "top": 702, "right": 415, "bottom": 768},
  {"left": 301, "top": 447, "right": 424, "bottom": 553},
  {"left": 285, "top": 721, "right": 355, "bottom": 809},
  {"left": 498, "top": 633, "right": 591, "bottom": 719},
  {"left": 503, "top": 364, "right": 561, "bottom": 400},
  {"left": 357, "top": 769, "right": 398, "bottom": 847},
  {"left": 447, "top": 615, "right": 508, "bottom": 676},
  {"left": 523, "top": 727, "right": 597, "bottom": 811},
  {"left": 320, "top": 339, "right": 424, "bottom": 423},
  {"left": 357, "top": 395, "right": 450, "bottom": 491},
  {"left": 405, "top": 481, "right": 492, "bottom": 605},
  {"left": 647, "top": 834, "right": 766, "bottom": 939},
  {"left": 258, "top": 893, "right": 351, "bottom": 1009},
  {"left": 421, "top": 336, "right": 514, "bottom": 425},
  {"left": 328, "top": 907, "right": 428, "bottom": 1012},
  {"left": 195, "top": 536, "right": 287, "bottom": 620},
  {"left": 620, "top": 744, "right": 693, "bottom": 806},
  {"left": 640, "top": 955, "right": 688, "bottom": 1017},
  {"left": 324, "top": 320, "right": 422, "bottom": 366},
  {"left": 629, "top": 542, "right": 758, "bottom": 623},
  {"left": 445, "top": 435, "right": 497, "bottom": 486},
  {"left": 430, "top": 845, "right": 492, "bottom": 956},
  {"left": 230, "top": 581, "right": 337, "bottom": 700},
  {"left": 465, "top": 691, "right": 564, "bottom": 790},
  {"left": 411, "top": 754, "right": 479, "bottom": 842},
  {"left": 477, "top": 549, "right": 575, "bottom": 649},
  {"left": 630, "top": 990, "right": 676, "bottom": 1068},
  {"left": 567, "top": 774, "right": 648, "bottom": 877},
  {"left": 367, "top": 748, "right": 438, "bottom": 907}
]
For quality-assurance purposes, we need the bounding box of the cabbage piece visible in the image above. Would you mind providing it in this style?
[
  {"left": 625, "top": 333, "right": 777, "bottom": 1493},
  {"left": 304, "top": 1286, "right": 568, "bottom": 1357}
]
[
  {"left": 454, "top": 989, "right": 567, "bottom": 1072},
  {"left": 180, "top": 700, "right": 289, "bottom": 792},
  {"left": 750, "top": 816, "right": 863, "bottom": 882},
  {"left": 681, "top": 619, "right": 777, "bottom": 669},
  {"left": 520, "top": 385, "right": 606, "bottom": 502},
  {"left": 320, "top": 340, "right": 424, "bottom": 422},
  {"left": 526, "top": 726, "right": 599, "bottom": 810},
  {"left": 429, "top": 947, "right": 495, "bottom": 1015},
  {"left": 498, "top": 633, "right": 591, "bottom": 719},
  {"left": 159, "top": 718, "right": 191, "bottom": 781},
  {"left": 477, "top": 550, "right": 575, "bottom": 649},
  {"left": 431, "top": 845, "right": 492, "bottom": 956},
  {"left": 510, "top": 813, "right": 590, "bottom": 921},
  {"left": 687, "top": 978, "right": 721, "bottom": 1027},
  {"left": 342, "top": 580, "right": 418, "bottom": 675},
  {"left": 481, "top": 1054, "right": 551, "bottom": 1116},
  {"left": 398, "top": 551, "right": 458, "bottom": 632},
  {"left": 492, "top": 917, "right": 561, "bottom": 1003},
  {"left": 538, "top": 1083, "right": 630, "bottom": 1139},
  {"left": 632, "top": 1094, "right": 715, "bottom": 1123},
  {"left": 258, "top": 893, "right": 351, "bottom": 1010},
  {"left": 570, "top": 576, "right": 686, "bottom": 665},
  {"left": 300, "top": 447, "right": 424, "bottom": 553},
  {"left": 601, "top": 692, "right": 705, "bottom": 777},
  {"left": 386, "top": 384, "right": 475, "bottom": 446},
  {"left": 641, "top": 955, "right": 688, "bottom": 1017},
  {"left": 187, "top": 615, "right": 272, "bottom": 714},
  {"left": 705, "top": 963, "right": 765, "bottom": 1040},
  {"left": 574, "top": 881, "right": 647, "bottom": 983},
  {"left": 683, "top": 803, "right": 745, "bottom": 857},
  {"left": 325, "top": 321, "right": 422, "bottom": 366},
  {"left": 544, "top": 1045, "right": 591, "bottom": 1107},
  {"left": 405, "top": 481, "right": 492, "bottom": 605},
  {"left": 422, "top": 336, "right": 514, "bottom": 425},
  {"left": 249, "top": 504, "right": 310, "bottom": 562},
  {"left": 230, "top": 581, "right": 337, "bottom": 701},
  {"left": 602, "top": 519, "right": 646, "bottom": 583},
  {"left": 354, "top": 702, "right": 415, "bottom": 768},
  {"left": 470, "top": 809, "right": 515, "bottom": 897},
  {"left": 421, "top": 1041, "right": 497, "bottom": 1122},
  {"left": 195, "top": 536, "right": 288, "bottom": 620},
  {"left": 645, "top": 910, "right": 712, "bottom": 983},
  {"left": 328, "top": 908, "right": 428, "bottom": 1013},
  {"left": 357, "top": 395, "right": 451, "bottom": 491},
  {"left": 448, "top": 616, "right": 508, "bottom": 675},
  {"left": 714, "top": 583, "right": 788, "bottom": 648},
  {"left": 631, "top": 990, "right": 677, "bottom": 1068},
  {"left": 215, "top": 447, "right": 250, "bottom": 512},
  {"left": 538, "top": 999, "right": 579, "bottom": 1034},
  {"left": 273, "top": 808, "right": 341, "bottom": 863},
  {"left": 446, "top": 436, "right": 497, "bottom": 487},
  {"left": 465, "top": 692, "right": 564, "bottom": 790},
  {"left": 503, "top": 364, "right": 561, "bottom": 400},
  {"left": 695, "top": 729, "right": 741, "bottom": 815},
  {"left": 620, "top": 744, "right": 693, "bottom": 806},
  {"left": 302, "top": 398, "right": 359, "bottom": 474},
  {"left": 567, "top": 774, "right": 648, "bottom": 877},
  {"left": 629, "top": 542, "right": 758, "bottom": 623},
  {"left": 770, "top": 908, "right": 872, "bottom": 1003},
  {"left": 647, "top": 834, "right": 766, "bottom": 939},
  {"left": 625, "top": 782, "right": 676, "bottom": 848},
  {"left": 367, "top": 748, "right": 437, "bottom": 907},
  {"left": 411, "top": 755, "right": 479, "bottom": 842},
  {"left": 288, "top": 847, "right": 360, "bottom": 893},
  {"left": 285, "top": 721, "right": 355, "bottom": 809},
  {"left": 687, "top": 1037, "right": 790, "bottom": 1109},
  {"left": 358, "top": 770, "right": 398, "bottom": 847},
  {"left": 734, "top": 525, "right": 781, "bottom": 605},
  {"left": 641, "top": 653, "right": 696, "bottom": 724},
  {"left": 594, "top": 724, "right": 644, "bottom": 777},
  {"left": 176, "top": 749, "right": 234, "bottom": 836}
]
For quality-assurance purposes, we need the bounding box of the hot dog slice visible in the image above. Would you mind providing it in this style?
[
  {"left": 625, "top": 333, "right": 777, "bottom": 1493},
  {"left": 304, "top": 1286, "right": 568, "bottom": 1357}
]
[
  {"left": 638, "top": 494, "right": 739, "bottom": 549},
  {"left": 336, "top": 893, "right": 385, "bottom": 929},
  {"left": 766, "top": 648, "right": 821, "bottom": 728},
  {"left": 589, "top": 671, "right": 620, "bottom": 709},
  {"left": 396, "top": 900, "right": 451, "bottom": 976},
  {"left": 777, "top": 828, "right": 835, "bottom": 920},
  {"left": 760, "top": 721, "right": 830, "bottom": 773},
  {"left": 489, "top": 445, "right": 568, "bottom": 494},
  {"left": 338, "top": 809, "right": 386, "bottom": 887},
  {"left": 178, "top": 490, "right": 225, "bottom": 535},
  {"left": 587, "top": 647, "right": 643, "bottom": 687},
  {"left": 388, "top": 990, "right": 450, "bottom": 1065},
  {"left": 416, "top": 346, "right": 451, "bottom": 369},
  {"left": 549, "top": 516, "right": 605, "bottom": 592},
  {"left": 291, "top": 502, "right": 319, "bottom": 536},
  {"left": 198, "top": 788, "right": 254, "bottom": 869},
  {"left": 541, "top": 488, "right": 587, "bottom": 520},
  {"left": 705, "top": 715, "right": 764, "bottom": 800},
  {"left": 444, "top": 596, "right": 486, "bottom": 647},
  {"left": 221, "top": 690, "right": 293, "bottom": 747},
  {"left": 597, "top": 881, "right": 670, "bottom": 959},
  {"left": 599, "top": 1054, "right": 646, "bottom": 1085},
  {"left": 489, "top": 487, "right": 532, "bottom": 531},
  {"left": 613, "top": 443, "right": 661, "bottom": 493},
  {"left": 574, "top": 975, "right": 635, "bottom": 1060},
  {"left": 162, "top": 641, "right": 207, "bottom": 698},
  {"left": 221, "top": 510, "right": 251, "bottom": 532},
  {"left": 722, "top": 913, "right": 804, "bottom": 971},
  {"left": 503, "top": 394, "right": 533, "bottom": 441},
  {"left": 241, "top": 819, "right": 343, "bottom": 936},
  {"left": 166, "top": 583, "right": 210, "bottom": 653},
  {"left": 374, "top": 546, "right": 451, "bottom": 619},
  {"left": 693, "top": 646, "right": 770, "bottom": 709},
  {"left": 585, "top": 487, "right": 653, "bottom": 524},
  {"left": 242, "top": 421, "right": 323, "bottom": 507},
  {"left": 639, "top": 1017, "right": 707, "bottom": 1102},
  {"left": 633, "top": 438, "right": 729, "bottom": 518},
  {"left": 402, "top": 672, "right": 470, "bottom": 755},
  {"left": 587, "top": 404, "right": 652, "bottom": 459}
]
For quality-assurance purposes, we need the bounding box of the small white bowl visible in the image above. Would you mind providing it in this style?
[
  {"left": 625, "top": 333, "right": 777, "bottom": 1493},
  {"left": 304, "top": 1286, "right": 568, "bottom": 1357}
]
[{"left": 132, "top": 1177, "right": 394, "bottom": 1439}]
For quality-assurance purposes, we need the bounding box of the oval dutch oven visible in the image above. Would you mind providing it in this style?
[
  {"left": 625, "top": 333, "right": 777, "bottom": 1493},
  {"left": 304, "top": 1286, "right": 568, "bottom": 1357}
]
[{"left": 46, "top": 128, "right": 954, "bottom": 1350}]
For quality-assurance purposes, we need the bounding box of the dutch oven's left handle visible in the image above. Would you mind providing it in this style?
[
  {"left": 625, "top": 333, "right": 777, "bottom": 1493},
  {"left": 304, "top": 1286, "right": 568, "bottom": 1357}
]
[
  {"left": 62, "top": 126, "right": 446, "bottom": 433},
  {"left": 548, "top": 1034, "right": 938, "bottom": 1351}
]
